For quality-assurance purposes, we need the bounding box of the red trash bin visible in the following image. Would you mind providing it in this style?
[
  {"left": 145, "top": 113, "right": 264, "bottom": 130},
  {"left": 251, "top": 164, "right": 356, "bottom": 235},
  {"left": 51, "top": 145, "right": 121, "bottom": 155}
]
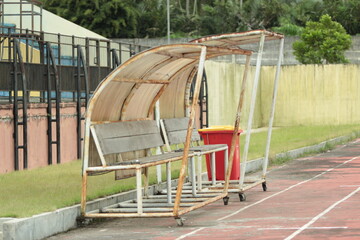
[{"left": 198, "top": 126, "right": 242, "bottom": 181}]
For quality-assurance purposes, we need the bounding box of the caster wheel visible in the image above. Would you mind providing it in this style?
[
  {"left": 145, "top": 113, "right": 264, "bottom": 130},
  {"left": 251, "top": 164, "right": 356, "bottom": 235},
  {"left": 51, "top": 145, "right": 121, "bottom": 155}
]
[
  {"left": 239, "top": 193, "right": 246, "bottom": 202},
  {"left": 262, "top": 182, "right": 267, "bottom": 192},
  {"left": 223, "top": 196, "right": 229, "bottom": 205},
  {"left": 175, "top": 217, "right": 185, "bottom": 226}
]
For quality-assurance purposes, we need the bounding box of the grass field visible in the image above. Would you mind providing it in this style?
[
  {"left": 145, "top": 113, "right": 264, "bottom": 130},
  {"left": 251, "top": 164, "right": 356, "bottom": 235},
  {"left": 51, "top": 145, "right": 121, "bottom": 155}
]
[{"left": 1, "top": 124, "right": 360, "bottom": 218}]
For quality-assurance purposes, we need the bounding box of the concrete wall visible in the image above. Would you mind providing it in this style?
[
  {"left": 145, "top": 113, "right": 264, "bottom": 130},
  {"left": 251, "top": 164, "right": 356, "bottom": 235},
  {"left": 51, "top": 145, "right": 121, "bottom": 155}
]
[
  {"left": 0, "top": 103, "right": 82, "bottom": 173},
  {"left": 205, "top": 62, "right": 360, "bottom": 128},
  {"left": 116, "top": 36, "right": 360, "bottom": 66}
]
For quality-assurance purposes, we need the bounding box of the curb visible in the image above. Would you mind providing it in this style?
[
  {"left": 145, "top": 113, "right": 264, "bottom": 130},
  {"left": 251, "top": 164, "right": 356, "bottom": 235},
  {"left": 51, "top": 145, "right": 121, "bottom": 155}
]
[{"left": 1, "top": 132, "right": 358, "bottom": 240}]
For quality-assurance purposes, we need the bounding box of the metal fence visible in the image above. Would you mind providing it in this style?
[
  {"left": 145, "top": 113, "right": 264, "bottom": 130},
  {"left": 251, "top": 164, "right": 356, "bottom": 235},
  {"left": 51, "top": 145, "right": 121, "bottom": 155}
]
[
  {"left": 0, "top": 25, "right": 150, "bottom": 170},
  {"left": 0, "top": 25, "right": 150, "bottom": 102}
]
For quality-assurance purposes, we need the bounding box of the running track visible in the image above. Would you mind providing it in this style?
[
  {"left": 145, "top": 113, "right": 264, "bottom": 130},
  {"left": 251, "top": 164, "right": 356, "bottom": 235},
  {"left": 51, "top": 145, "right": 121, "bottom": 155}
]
[{"left": 48, "top": 139, "right": 360, "bottom": 239}]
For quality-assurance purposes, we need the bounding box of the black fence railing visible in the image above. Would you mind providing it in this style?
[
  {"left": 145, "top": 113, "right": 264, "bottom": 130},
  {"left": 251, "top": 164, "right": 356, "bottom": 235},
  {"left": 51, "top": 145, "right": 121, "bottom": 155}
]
[
  {"left": 0, "top": 26, "right": 150, "bottom": 169},
  {"left": 0, "top": 26, "right": 150, "bottom": 103}
]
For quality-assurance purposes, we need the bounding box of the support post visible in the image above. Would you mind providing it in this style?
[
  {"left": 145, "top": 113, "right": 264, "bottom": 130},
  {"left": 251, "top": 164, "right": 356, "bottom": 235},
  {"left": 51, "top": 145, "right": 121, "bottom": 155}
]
[
  {"left": 211, "top": 153, "right": 216, "bottom": 185},
  {"left": 197, "top": 155, "right": 202, "bottom": 191},
  {"left": 262, "top": 37, "right": 284, "bottom": 178},
  {"left": 239, "top": 34, "right": 265, "bottom": 190},
  {"left": 223, "top": 53, "right": 251, "bottom": 192},
  {"left": 155, "top": 101, "right": 162, "bottom": 184},
  {"left": 173, "top": 46, "right": 207, "bottom": 217},
  {"left": 191, "top": 157, "right": 196, "bottom": 195},
  {"left": 166, "top": 162, "right": 172, "bottom": 204},
  {"left": 80, "top": 172, "right": 88, "bottom": 215},
  {"left": 136, "top": 168, "right": 143, "bottom": 214}
]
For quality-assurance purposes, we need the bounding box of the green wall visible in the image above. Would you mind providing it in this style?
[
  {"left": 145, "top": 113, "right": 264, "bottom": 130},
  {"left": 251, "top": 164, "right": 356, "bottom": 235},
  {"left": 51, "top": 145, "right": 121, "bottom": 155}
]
[{"left": 205, "top": 62, "right": 360, "bottom": 128}]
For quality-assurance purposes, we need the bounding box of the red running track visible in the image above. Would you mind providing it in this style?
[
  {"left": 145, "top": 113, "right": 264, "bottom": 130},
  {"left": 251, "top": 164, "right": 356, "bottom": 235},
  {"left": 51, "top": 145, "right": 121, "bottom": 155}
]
[{"left": 48, "top": 140, "right": 360, "bottom": 240}]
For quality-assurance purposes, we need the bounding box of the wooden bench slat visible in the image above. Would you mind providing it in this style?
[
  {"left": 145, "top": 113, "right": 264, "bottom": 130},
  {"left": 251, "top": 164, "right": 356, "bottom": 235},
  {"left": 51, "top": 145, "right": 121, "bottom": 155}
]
[
  {"left": 138, "top": 151, "right": 185, "bottom": 164},
  {"left": 162, "top": 118, "right": 201, "bottom": 145},
  {"left": 100, "top": 133, "right": 164, "bottom": 155},
  {"left": 167, "top": 130, "right": 201, "bottom": 145},
  {"left": 162, "top": 117, "right": 190, "bottom": 132},
  {"left": 94, "top": 120, "right": 159, "bottom": 139},
  {"left": 190, "top": 144, "right": 227, "bottom": 152},
  {"left": 93, "top": 120, "right": 165, "bottom": 154}
]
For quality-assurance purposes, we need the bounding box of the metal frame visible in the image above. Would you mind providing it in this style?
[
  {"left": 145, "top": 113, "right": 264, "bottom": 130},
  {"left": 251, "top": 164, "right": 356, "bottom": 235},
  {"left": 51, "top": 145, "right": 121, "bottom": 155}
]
[
  {"left": 45, "top": 42, "right": 61, "bottom": 164},
  {"left": 189, "top": 30, "right": 284, "bottom": 201},
  {"left": 190, "top": 71, "right": 209, "bottom": 128},
  {"left": 75, "top": 45, "right": 89, "bottom": 159},
  {"left": 12, "top": 39, "right": 28, "bottom": 170},
  {"left": 80, "top": 43, "right": 254, "bottom": 225},
  {"left": 236, "top": 36, "right": 284, "bottom": 196}
]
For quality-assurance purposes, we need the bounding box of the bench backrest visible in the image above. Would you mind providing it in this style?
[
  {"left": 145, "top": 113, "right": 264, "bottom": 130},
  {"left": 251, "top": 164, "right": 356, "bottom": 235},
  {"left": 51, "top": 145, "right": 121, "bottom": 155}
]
[
  {"left": 93, "top": 120, "right": 164, "bottom": 155},
  {"left": 162, "top": 117, "right": 201, "bottom": 145}
]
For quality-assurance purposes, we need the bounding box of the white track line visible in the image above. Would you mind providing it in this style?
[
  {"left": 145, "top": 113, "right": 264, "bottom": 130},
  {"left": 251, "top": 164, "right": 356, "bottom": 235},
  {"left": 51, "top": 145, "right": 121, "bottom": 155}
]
[
  {"left": 175, "top": 227, "right": 206, "bottom": 240},
  {"left": 218, "top": 155, "right": 359, "bottom": 221},
  {"left": 259, "top": 227, "right": 348, "bottom": 230},
  {"left": 285, "top": 187, "right": 360, "bottom": 240},
  {"left": 175, "top": 155, "right": 360, "bottom": 240}
]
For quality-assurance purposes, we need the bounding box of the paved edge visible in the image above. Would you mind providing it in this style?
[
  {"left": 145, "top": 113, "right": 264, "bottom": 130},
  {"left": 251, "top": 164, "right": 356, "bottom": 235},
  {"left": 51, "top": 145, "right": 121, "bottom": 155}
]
[{"left": 1, "top": 131, "right": 359, "bottom": 240}]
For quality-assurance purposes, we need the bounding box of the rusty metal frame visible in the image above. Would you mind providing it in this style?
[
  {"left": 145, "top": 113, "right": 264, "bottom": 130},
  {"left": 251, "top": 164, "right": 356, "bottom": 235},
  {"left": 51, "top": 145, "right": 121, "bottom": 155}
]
[
  {"left": 236, "top": 35, "right": 284, "bottom": 195},
  {"left": 195, "top": 32, "right": 285, "bottom": 199},
  {"left": 80, "top": 38, "right": 263, "bottom": 224}
]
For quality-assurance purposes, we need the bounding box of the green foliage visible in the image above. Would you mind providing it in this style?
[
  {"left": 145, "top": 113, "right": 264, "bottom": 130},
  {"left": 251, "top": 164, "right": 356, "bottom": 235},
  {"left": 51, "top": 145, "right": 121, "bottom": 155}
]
[
  {"left": 322, "top": 0, "right": 360, "bottom": 35},
  {"left": 199, "top": 0, "right": 243, "bottom": 35},
  {"left": 272, "top": 18, "right": 304, "bottom": 36},
  {"left": 43, "top": 0, "right": 139, "bottom": 38},
  {"left": 135, "top": 0, "right": 167, "bottom": 38},
  {"left": 293, "top": 14, "right": 352, "bottom": 64},
  {"left": 40, "top": 0, "right": 360, "bottom": 39},
  {"left": 239, "top": 0, "right": 288, "bottom": 30}
]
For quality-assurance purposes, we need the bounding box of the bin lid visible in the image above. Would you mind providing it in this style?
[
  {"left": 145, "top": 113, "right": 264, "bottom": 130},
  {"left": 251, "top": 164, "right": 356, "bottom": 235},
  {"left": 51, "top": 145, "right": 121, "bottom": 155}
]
[{"left": 198, "top": 125, "right": 242, "bottom": 133}]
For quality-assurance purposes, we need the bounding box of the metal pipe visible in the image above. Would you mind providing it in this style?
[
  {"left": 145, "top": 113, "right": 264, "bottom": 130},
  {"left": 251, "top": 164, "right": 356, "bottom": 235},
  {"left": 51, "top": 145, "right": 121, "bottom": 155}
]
[
  {"left": 166, "top": 162, "right": 172, "bottom": 203},
  {"left": 239, "top": 34, "right": 265, "bottom": 190},
  {"left": 262, "top": 37, "right": 284, "bottom": 178},
  {"left": 136, "top": 168, "right": 143, "bottom": 214},
  {"left": 80, "top": 172, "right": 88, "bottom": 215},
  {"left": 211, "top": 153, "right": 216, "bottom": 185},
  {"left": 197, "top": 155, "right": 202, "bottom": 191},
  {"left": 223, "top": 53, "right": 251, "bottom": 191},
  {"left": 173, "top": 46, "right": 207, "bottom": 217},
  {"left": 191, "top": 157, "right": 196, "bottom": 195}
]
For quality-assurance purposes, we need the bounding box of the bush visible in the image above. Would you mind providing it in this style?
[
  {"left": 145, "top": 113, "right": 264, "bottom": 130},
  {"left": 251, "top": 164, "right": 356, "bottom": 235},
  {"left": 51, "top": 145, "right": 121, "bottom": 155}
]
[{"left": 293, "top": 14, "right": 352, "bottom": 64}]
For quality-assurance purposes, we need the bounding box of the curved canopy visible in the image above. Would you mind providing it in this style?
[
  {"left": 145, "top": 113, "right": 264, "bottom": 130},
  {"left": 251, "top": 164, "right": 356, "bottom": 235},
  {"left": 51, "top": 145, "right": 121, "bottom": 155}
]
[
  {"left": 87, "top": 44, "right": 252, "bottom": 123},
  {"left": 80, "top": 31, "right": 285, "bottom": 220},
  {"left": 190, "top": 30, "right": 284, "bottom": 46}
]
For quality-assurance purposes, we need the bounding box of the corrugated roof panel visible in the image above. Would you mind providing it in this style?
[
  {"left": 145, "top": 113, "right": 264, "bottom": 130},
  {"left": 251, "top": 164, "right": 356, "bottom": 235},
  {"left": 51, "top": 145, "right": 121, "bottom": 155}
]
[{"left": 191, "top": 30, "right": 284, "bottom": 47}]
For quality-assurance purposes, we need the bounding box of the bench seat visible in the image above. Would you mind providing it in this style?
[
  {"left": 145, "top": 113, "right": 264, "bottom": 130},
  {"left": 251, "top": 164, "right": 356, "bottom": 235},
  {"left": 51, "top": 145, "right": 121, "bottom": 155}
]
[
  {"left": 106, "top": 151, "right": 188, "bottom": 168},
  {"left": 190, "top": 144, "right": 228, "bottom": 154},
  {"left": 161, "top": 117, "right": 229, "bottom": 191}
]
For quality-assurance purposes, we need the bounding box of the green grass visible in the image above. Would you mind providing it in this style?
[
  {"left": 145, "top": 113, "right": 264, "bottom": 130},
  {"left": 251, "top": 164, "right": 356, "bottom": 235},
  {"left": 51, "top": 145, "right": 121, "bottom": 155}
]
[
  {"left": 240, "top": 125, "right": 360, "bottom": 162},
  {"left": 1, "top": 124, "right": 360, "bottom": 218}
]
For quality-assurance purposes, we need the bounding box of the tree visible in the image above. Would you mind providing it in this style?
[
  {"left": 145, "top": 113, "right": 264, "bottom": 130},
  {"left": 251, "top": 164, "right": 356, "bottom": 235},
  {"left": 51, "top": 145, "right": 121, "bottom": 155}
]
[
  {"left": 43, "top": 0, "right": 139, "bottom": 38},
  {"left": 322, "top": 0, "right": 360, "bottom": 35},
  {"left": 293, "top": 14, "right": 352, "bottom": 64}
]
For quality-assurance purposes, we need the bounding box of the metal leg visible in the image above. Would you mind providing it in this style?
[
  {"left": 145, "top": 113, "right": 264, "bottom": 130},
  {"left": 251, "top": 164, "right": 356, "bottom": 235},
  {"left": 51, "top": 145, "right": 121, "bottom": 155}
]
[
  {"left": 263, "top": 37, "right": 284, "bottom": 179},
  {"left": 156, "top": 165, "right": 162, "bottom": 184},
  {"left": 80, "top": 172, "right": 87, "bottom": 216},
  {"left": 166, "top": 162, "right": 172, "bottom": 204},
  {"left": 143, "top": 167, "right": 149, "bottom": 197},
  {"left": 191, "top": 157, "right": 196, "bottom": 196},
  {"left": 224, "top": 148, "right": 228, "bottom": 181},
  {"left": 211, "top": 153, "right": 216, "bottom": 185},
  {"left": 197, "top": 155, "right": 202, "bottom": 191},
  {"left": 240, "top": 33, "right": 266, "bottom": 190},
  {"left": 136, "top": 168, "right": 143, "bottom": 214}
]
